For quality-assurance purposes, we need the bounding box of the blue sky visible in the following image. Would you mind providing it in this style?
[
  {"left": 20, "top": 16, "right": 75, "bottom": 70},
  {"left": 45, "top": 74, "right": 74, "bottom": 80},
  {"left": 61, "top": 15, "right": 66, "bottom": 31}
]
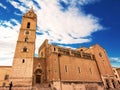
[{"left": 0, "top": 0, "right": 120, "bottom": 67}]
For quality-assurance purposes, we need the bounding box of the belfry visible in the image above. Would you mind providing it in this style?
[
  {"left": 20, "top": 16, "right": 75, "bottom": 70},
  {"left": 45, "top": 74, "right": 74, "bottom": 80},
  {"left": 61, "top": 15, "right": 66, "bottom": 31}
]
[{"left": 10, "top": 8, "right": 37, "bottom": 86}]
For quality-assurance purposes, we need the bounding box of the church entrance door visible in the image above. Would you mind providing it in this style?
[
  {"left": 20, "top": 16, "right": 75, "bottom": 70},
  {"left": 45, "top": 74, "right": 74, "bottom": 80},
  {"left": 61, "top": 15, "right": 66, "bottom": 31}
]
[
  {"left": 34, "top": 68, "right": 42, "bottom": 84},
  {"left": 36, "top": 75, "right": 41, "bottom": 84}
]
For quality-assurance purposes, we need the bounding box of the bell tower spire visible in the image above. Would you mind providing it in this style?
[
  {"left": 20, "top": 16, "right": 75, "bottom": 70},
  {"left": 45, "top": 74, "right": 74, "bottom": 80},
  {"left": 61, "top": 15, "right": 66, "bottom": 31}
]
[
  {"left": 23, "top": 7, "right": 36, "bottom": 18},
  {"left": 30, "top": 6, "right": 33, "bottom": 12},
  {"left": 10, "top": 8, "right": 37, "bottom": 87}
]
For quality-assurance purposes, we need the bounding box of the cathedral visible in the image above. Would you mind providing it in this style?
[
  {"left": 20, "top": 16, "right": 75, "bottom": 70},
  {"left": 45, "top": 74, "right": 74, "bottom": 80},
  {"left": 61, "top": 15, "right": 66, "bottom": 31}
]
[{"left": 0, "top": 8, "right": 120, "bottom": 90}]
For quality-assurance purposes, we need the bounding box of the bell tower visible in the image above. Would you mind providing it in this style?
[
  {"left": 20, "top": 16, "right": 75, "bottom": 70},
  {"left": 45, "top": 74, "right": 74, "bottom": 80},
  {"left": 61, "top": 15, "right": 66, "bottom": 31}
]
[{"left": 10, "top": 8, "right": 37, "bottom": 86}]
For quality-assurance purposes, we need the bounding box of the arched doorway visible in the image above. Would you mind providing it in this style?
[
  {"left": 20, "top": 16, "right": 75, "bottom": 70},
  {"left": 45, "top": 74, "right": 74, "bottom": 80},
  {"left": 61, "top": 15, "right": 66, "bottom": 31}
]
[{"left": 35, "top": 69, "right": 42, "bottom": 84}]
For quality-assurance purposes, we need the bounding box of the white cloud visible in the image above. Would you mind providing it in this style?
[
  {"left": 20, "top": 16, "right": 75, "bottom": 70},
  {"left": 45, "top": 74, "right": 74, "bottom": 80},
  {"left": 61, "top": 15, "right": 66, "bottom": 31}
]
[
  {"left": 0, "top": 3, "right": 7, "bottom": 9},
  {"left": 14, "top": 12, "right": 22, "bottom": 16},
  {"left": 110, "top": 57, "right": 120, "bottom": 63},
  {"left": 109, "top": 57, "right": 120, "bottom": 67},
  {"left": 0, "top": 19, "right": 20, "bottom": 66},
  {"left": 0, "top": 0, "right": 103, "bottom": 65},
  {"left": 34, "top": 0, "right": 103, "bottom": 53},
  {"left": 59, "top": 0, "right": 100, "bottom": 7},
  {"left": 8, "top": 0, "right": 28, "bottom": 13}
]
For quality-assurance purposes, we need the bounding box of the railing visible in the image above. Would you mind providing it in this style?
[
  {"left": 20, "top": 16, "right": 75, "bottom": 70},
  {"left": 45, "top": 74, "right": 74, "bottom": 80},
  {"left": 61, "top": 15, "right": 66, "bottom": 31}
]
[
  {"left": 58, "top": 48, "right": 70, "bottom": 55},
  {"left": 71, "top": 50, "right": 81, "bottom": 57}
]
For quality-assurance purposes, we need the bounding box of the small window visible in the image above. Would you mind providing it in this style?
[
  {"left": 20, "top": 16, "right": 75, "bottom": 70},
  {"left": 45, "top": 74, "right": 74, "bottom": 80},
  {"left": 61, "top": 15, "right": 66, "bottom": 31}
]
[
  {"left": 23, "top": 47, "right": 27, "bottom": 52},
  {"left": 4, "top": 74, "right": 9, "bottom": 80},
  {"left": 113, "top": 70, "right": 115, "bottom": 73},
  {"left": 80, "top": 49, "right": 83, "bottom": 51},
  {"left": 24, "top": 37, "right": 28, "bottom": 42},
  {"left": 78, "top": 67, "right": 81, "bottom": 73},
  {"left": 22, "top": 59, "right": 25, "bottom": 63},
  {"left": 65, "top": 65, "right": 68, "bottom": 72},
  {"left": 54, "top": 47, "right": 56, "bottom": 51},
  {"left": 115, "top": 75, "right": 118, "bottom": 78},
  {"left": 99, "top": 53, "right": 102, "bottom": 57},
  {"left": 27, "top": 22, "right": 30, "bottom": 28}
]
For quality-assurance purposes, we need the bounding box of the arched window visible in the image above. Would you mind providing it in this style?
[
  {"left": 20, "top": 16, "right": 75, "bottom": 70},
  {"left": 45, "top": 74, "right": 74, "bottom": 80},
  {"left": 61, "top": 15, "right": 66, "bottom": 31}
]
[
  {"left": 99, "top": 52, "right": 102, "bottom": 57},
  {"left": 23, "top": 47, "right": 27, "bottom": 52},
  {"left": 24, "top": 37, "right": 28, "bottom": 42},
  {"left": 54, "top": 47, "right": 56, "bottom": 51},
  {"left": 22, "top": 59, "right": 25, "bottom": 63},
  {"left": 112, "top": 79, "right": 116, "bottom": 88},
  {"left": 80, "top": 49, "right": 83, "bottom": 51},
  {"left": 4, "top": 74, "right": 9, "bottom": 80},
  {"left": 27, "top": 22, "right": 30, "bottom": 28}
]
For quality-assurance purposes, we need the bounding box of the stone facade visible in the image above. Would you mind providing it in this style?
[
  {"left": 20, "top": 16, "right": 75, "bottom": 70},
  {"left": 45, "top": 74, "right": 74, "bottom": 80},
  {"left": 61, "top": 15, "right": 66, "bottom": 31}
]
[
  {"left": 37, "top": 40, "right": 119, "bottom": 90},
  {"left": 0, "top": 8, "right": 120, "bottom": 90}
]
